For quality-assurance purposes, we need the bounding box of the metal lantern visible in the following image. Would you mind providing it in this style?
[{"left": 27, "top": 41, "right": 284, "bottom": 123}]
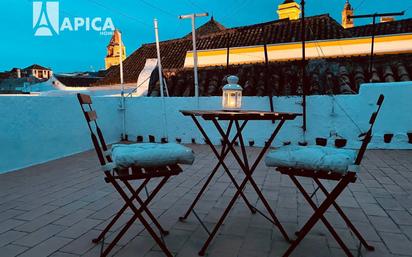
[{"left": 222, "top": 75, "right": 243, "bottom": 110}]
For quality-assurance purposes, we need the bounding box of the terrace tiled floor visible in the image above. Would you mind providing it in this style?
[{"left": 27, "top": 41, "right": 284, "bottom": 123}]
[{"left": 1, "top": 145, "right": 412, "bottom": 257}]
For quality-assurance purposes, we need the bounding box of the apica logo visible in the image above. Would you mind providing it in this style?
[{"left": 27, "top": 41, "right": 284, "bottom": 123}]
[
  {"left": 33, "top": 1, "right": 59, "bottom": 36},
  {"left": 33, "top": 1, "right": 115, "bottom": 37}
]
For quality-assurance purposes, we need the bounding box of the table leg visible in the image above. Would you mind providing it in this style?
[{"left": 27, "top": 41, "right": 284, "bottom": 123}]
[
  {"left": 180, "top": 121, "right": 245, "bottom": 220},
  {"left": 199, "top": 119, "right": 290, "bottom": 255},
  {"left": 189, "top": 116, "right": 256, "bottom": 214},
  {"left": 234, "top": 120, "right": 290, "bottom": 241}
]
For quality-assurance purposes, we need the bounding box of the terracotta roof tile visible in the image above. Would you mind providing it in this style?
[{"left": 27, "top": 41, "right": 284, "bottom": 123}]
[
  {"left": 184, "top": 17, "right": 226, "bottom": 38},
  {"left": 146, "top": 54, "right": 412, "bottom": 97},
  {"left": 24, "top": 64, "right": 51, "bottom": 70},
  {"left": 347, "top": 17, "right": 412, "bottom": 37},
  {"left": 55, "top": 75, "right": 103, "bottom": 87},
  {"left": 96, "top": 15, "right": 412, "bottom": 86}
]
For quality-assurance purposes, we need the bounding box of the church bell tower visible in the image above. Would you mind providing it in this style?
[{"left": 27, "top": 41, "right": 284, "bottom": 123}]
[
  {"left": 342, "top": 0, "right": 354, "bottom": 29},
  {"left": 105, "top": 29, "right": 127, "bottom": 70}
]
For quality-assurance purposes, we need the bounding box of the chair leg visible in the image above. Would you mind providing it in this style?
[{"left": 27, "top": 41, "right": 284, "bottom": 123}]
[
  {"left": 282, "top": 174, "right": 354, "bottom": 257},
  {"left": 123, "top": 180, "right": 169, "bottom": 235},
  {"left": 93, "top": 178, "right": 150, "bottom": 243},
  {"left": 314, "top": 178, "right": 375, "bottom": 251},
  {"left": 289, "top": 175, "right": 354, "bottom": 257},
  {"left": 101, "top": 212, "right": 139, "bottom": 257},
  {"left": 105, "top": 174, "right": 173, "bottom": 257}
]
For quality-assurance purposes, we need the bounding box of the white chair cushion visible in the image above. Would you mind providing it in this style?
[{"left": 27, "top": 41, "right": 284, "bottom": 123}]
[
  {"left": 265, "top": 146, "right": 357, "bottom": 174},
  {"left": 111, "top": 143, "right": 195, "bottom": 168}
]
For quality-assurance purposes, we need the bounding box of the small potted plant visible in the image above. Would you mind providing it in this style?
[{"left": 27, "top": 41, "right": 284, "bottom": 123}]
[
  {"left": 384, "top": 133, "right": 394, "bottom": 143},
  {"left": 335, "top": 138, "right": 347, "bottom": 148},
  {"left": 316, "top": 137, "right": 327, "bottom": 146},
  {"left": 407, "top": 132, "right": 412, "bottom": 144}
]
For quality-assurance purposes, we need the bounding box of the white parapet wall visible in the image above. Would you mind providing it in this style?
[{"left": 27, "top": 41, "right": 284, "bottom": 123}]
[
  {"left": 0, "top": 96, "right": 122, "bottom": 173},
  {"left": 0, "top": 81, "right": 411, "bottom": 173},
  {"left": 125, "top": 82, "right": 412, "bottom": 150}
]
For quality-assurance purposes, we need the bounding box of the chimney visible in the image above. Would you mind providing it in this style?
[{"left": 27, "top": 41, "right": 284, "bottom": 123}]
[
  {"left": 277, "top": 0, "right": 301, "bottom": 20},
  {"left": 380, "top": 16, "right": 395, "bottom": 23}
]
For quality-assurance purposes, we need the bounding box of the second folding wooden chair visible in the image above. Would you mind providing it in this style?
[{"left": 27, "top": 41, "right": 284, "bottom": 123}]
[
  {"left": 265, "top": 94, "right": 384, "bottom": 257},
  {"left": 77, "top": 93, "right": 195, "bottom": 257}
]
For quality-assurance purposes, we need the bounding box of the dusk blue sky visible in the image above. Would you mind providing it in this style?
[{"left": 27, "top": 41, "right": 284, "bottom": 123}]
[{"left": 1, "top": 0, "right": 411, "bottom": 73}]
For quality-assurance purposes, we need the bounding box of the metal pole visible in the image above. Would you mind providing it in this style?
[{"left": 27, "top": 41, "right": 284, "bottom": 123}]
[
  {"left": 119, "top": 29, "right": 126, "bottom": 140},
  {"left": 347, "top": 11, "right": 405, "bottom": 82},
  {"left": 301, "top": 0, "right": 307, "bottom": 132},
  {"left": 226, "top": 36, "right": 230, "bottom": 73},
  {"left": 154, "top": 19, "right": 164, "bottom": 98},
  {"left": 369, "top": 15, "right": 376, "bottom": 82},
  {"left": 263, "top": 40, "right": 275, "bottom": 123},
  {"left": 191, "top": 16, "right": 199, "bottom": 98},
  {"left": 179, "top": 13, "right": 208, "bottom": 99},
  {"left": 154, "top": 18, "right": 168, "bottom": 140}
]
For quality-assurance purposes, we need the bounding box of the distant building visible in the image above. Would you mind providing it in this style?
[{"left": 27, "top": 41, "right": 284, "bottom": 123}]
[
  {"left": 381, "top": 16, "right": 395, "bottom": 23},
  {"left": 0, "top": 77, "right": 42, "bottom": 94},
  {"left": 23, "top": 64, "right": 53, "bottom": 79},
  {"left": 96, "top": 0, "right": 412, "bottom": 96},
  {"left": 54, "top": 71, "right": 106, "bottom": 87},
  {"left": 0, "top": 64, "right": 52, "bottom": 93},
  {"left": 105, "top": 29, "right": 126, "bottom": 70},
  {"left": 342, "top": 0, "right": 354, "bottom": 29}
]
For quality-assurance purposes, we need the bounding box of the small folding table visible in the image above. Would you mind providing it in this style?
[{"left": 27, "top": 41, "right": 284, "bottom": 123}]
[{"left": 179, "top": 110, "right": 301, "bottom": 256}]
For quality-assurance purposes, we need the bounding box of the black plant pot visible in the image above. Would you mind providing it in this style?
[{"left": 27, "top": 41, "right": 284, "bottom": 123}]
[
  {"left": 408, "top": 133, "right": 412, "bottom": 144},
  {"left": 161, "top": 137, "right": 168, "bottom": 143},
  {"left": 191, "top": 138, "right": 196, "bottom": 144},
  {"left": 384, "top": 134, "right": 393, "bottom": 143},
  {"left": 335, "top": 139, "right": 347, "bottom": 148},
  {"left": 149, "top": 135, "right": 155, "bottom": 143},
  {"left": 316, "top": 138, "right": 327, "bottom": 146},
  {"left": 136, "top": 136, "right": 143, "bottom": 143},
  {"left": 176, "top": 138, "right": 182, "bottom": 143},
  {"left": 249, "top": 140, "right": 255, "bottom": 147},
  {"left": 298, "top": 141, "right": 308, "bottom": 146},
  {"left": 283, "top": 141, "right": 291, "bottom": 146}
]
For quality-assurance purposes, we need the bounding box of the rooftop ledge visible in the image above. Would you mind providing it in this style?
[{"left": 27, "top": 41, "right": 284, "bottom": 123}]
[{"left": 0, "top": 82, "right": 412, "bottom": 173}]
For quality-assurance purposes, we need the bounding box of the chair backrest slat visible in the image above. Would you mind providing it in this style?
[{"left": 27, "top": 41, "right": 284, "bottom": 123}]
[
  {"left": 85, "top": 111, "right": 97, "bottom": 122},
  {"left": 78, "top": 94, "right": 92, "bottom": 104},
  {"left": 355, "top": 94, "right": 384, "bottom": 165},
  {"left": 369, "top": 112, "right": 377, "bottom": 125},
  {"left": 77, "top": 93, "right": 109, "bottom": 166}
]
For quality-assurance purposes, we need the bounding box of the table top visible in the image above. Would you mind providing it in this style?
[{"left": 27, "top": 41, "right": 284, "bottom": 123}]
[{"left": 180, "top": 110, "right": 301, "bottom": 121}]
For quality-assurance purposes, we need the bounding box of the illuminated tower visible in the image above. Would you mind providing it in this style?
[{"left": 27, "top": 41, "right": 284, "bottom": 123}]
[
  {"left": 277, "top": 0, "right": 301, "bottom": 20},
  {"left": 105, "top": 29, "right": 126, "bottom": 70},
  {"left": 342, "top": 0, "right": 354, "bottom": 29}
]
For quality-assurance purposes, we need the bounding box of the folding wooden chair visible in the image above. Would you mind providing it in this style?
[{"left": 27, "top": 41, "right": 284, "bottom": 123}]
[
  {"left": 77, "top": 93, "right": 195, "bottom": 257},
  {"left": 265, "top": 94, "right": 384, "bottom": 257}
]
